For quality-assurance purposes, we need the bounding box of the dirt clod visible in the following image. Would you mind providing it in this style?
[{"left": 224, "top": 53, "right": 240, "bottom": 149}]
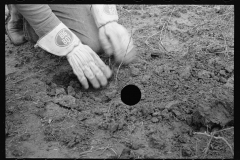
[
  {"left": 151, "top": 117, "right": 159, "bottom": 123},
  {"left": 19, "top": 133, "right": 31, "bottom": 141},
  {"left": 11, "top": 149, "right": 23, "bottom": 157},
  {"left": 219, "top": 70, "right": 226, "bottom": 76},
  {"left": 119, "top": 148, "right": 132, "bottom": 159},
  {"left": 141, "top": 75, "right": 151, "bottom": 84},
  {"left": 105, "top": 89, "right": 117, "bottom": 99},
  {"left": 182, "top": 147, "right": 192, "bottom": 157},
  {"left": 67, "top": 86, "right": 76, "bottom": 96},
  {"left": 55, "top": 88, "right": 66, "bottom": 96},
  {"left": 225, "top": 65, "right": 233, "bottom": 73},
  {"left": 130, "top": 67, "right": 140, "bottom": 77}
]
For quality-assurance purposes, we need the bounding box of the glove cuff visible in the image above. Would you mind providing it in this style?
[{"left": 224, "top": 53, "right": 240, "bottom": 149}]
[
  {"left": 91, "top": 5, "right": 119, "bottom": 28},
  {"left": 35, "top": 22, "right": 80, "bottom": 56},
  {"left": 99, "top": 20, "right": 118, "bottom": 29}
]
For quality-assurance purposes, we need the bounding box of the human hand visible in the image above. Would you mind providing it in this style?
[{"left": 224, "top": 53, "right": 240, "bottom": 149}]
[
  {"left": 91, "top": 5, "right": 137, "bottom": 64},
  {"left": 36, "top": 22, "right": 112, "bottom": 89},
  {"left": 99, "top": 22, "right": 137, "bottom": 64},
  {"left": 67, "top": 43, "right": 112, "bottom": 89}
]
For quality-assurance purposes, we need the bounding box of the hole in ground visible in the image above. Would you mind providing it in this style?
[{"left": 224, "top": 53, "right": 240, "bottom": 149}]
[{"left": 52, "top": 71, "right": 79, "bottom": 88}]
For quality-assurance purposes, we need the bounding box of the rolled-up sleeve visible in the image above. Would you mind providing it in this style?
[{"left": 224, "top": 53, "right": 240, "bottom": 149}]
[{"left": 15, "top": 4, "right": 61, "bottom": 38}]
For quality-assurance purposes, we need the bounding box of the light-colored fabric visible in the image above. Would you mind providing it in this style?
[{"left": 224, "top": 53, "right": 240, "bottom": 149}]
[
  {"left": 21, "top": 4, "right": 103, "bottom": 54},
  {"left": 67, "top": 44, "right": 112, "bottom": 89},
  {"left": 99, "top": 22, "right": 136, "bottom": 64},
  {"left": 36, "top": 22, "right": 112, "bottom": 89},
  {"left": 91, "top": 5, "right": 119, "bottom": 28},
  {"left": 36, "top": 22, "right": 79, "bottom": 56}
]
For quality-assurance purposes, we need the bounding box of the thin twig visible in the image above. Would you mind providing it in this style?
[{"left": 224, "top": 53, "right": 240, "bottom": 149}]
[
  {"left": 215, "top": 127, "right": 234, "bottom": 133},
  {"left": 203, "top": 132, "right": 215, "bottom": 158},
  {"left": 79, "top": 146, "right": 94, "bottom": 156},
  {"left": 195, "top": 138, "right": 200, "bottom": 157},
  {"left": 193, "top": 130, "right": 234, "bottom": 156},
  {"left": 99, "top": 144, "right": 116, "bottom": 155},
  {"left": 144, "top": 17, "right": 166, "bottom": 52},
  {"left": 115, "top": 9, "right": 133, "bottom": 84},
  {"left": 145, "top": 30, "right": 162, "bottom": 51},
  {"left": 214, "top": 136, "right": 234, "bottom": 155},
  {"left": 159, "top": 6, "right": 176, "bottom": 53}
]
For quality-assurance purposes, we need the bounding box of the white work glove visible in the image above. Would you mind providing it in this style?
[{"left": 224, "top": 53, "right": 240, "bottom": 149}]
[
  {"left": 91, "top": 5, "right": 137, "bottom": 64},
  {"left": 35, "top": 22, "right": 112, "bottom": 89}
]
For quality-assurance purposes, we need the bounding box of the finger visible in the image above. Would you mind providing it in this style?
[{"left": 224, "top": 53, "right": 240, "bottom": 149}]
[
  {"left": 68, "top": 56, "right": 89, "bottom": 89},
  {"left": 85, "top": 46, "right": 112, "bottom": 78},
  {"left": 82, "top": 65, "right": 100, "bottom": 89},
  {"left": 99, "top": 27, "right": 113, "bottom": 56},
  {"left": 73, "top": 50, "right": 100, "bottom": 89},
  {"left": 89, "top": 62, "right": 107, "bottom": 87}
]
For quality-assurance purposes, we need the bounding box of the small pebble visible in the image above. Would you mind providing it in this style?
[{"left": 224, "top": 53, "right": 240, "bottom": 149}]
[
  {"left": 19, "top": 133, "right": 31, "bottom": 141},
  {"left": 151, "top": 117, "right": 159, "bottom": 123},
  {"left": 48, "top": 89, "right": 55, "bottom": 96},
  {"left": 225, "top": 65, "right": 233, "bottom": 73},
  {"left": 172, "top": 11, "right": 181, "bottom": 18},
  {"left": 110, "top": 123, "right": 119, "bottom": 133},
  {"left": 37, "top": 52, "right": 45, "bottom": 59},
  {"left": 130, "top": 67, "right": 140, "bottom": 77},
  {"left": 69, "top": 81, "right": 75, "bottom": 87},
  {"left": 131, "top": 143, "right": 141, "bottom": 150},
  {"left": 202, "top": 105, "right": 211, "bottom": 111},
  {"left": 50, "top": 83, "right": 57, "bottom": 88},
  {"left": 172, "top": 110, "right": 181, "bottom": 116},
  {"left": 55, "top": 88, "right": 66, "bottom": 96},
  {"left": 75, "top": 92, "right": 82, "bottom": 99},
  {"left": 219, "top": 77, "right": 227, "bottom": 83},
  {"left": 154, "top": 66, "right": 164, "bottom": 75},
  {"left": 182, "top": 148, "right": 192, "bottom": 157},
  {"left": 152, "top": 112, "right": 161, "bottom": 116},
  {"left": 141, "top": 75, "right": 151, "bottom": 84},
  {"left": 219, "top": 70, "right": 226, "bottom": 76},
  {"left": 67, "top": 86, "right": 75, "bottom": 96},
  {"left": 213, "top": 76, "right": 219, "bottom": 81},
  {"left": 12, "top": 149, "right": 23, "bottom": 157},
  {"left": 106, "top": 89, "right": 117, "bottom": 99}
]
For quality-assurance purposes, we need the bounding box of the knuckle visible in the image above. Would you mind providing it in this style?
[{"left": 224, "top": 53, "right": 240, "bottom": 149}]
[
  {"left": 96, "top": 70, "right": 104, "bottom": 77},
  {"left": 87, "top": 74, "right": 95, "bottom": 80}
]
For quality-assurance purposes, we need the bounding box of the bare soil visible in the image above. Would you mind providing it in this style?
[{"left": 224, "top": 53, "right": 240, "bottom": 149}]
[{"left": 5, "top": 5, "right": 234, "bottom": 158}]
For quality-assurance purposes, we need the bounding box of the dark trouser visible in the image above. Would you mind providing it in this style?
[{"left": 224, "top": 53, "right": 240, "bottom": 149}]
[{"left": 22, "top": 5, "right": 103, "bottom": 54}]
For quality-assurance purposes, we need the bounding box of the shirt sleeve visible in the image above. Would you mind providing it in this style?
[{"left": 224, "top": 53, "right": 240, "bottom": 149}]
[{"left": 15, "top": 4, "right": 61, "bottom": 38}]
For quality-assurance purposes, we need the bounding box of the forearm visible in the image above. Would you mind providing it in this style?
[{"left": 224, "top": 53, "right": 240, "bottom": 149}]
[{"left": 15, "top": 4, "right": 61, "bottom": 38}]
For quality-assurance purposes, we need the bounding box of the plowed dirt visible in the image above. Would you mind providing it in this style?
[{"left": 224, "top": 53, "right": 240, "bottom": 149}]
[{"left": 6, "top": 5, "right": 234, "bottom": 158}]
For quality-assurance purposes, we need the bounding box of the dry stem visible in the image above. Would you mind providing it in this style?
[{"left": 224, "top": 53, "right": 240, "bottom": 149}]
[
  {"left": 193, "top": 127, "right": 234, "bottom": 157},
  {"left": 115, "top": 8, "right": 133, "bottom": 84},
  {"left": 159, "top": 6, "right": 176, "bottom": 52}
]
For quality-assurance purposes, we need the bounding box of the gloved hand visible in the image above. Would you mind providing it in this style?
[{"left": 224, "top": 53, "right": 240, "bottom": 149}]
[
  {"left": 99, "top": 22, "right": 137, "bottom": 64},
  {"left": 67, "top": 44, "right": 112, "bottom": 89},
  {"left": 91, "top": 5, "right": 137, "bottom": 64},
  {"left": 36, "top": 22, "right": 112, "bottom": 89}
]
